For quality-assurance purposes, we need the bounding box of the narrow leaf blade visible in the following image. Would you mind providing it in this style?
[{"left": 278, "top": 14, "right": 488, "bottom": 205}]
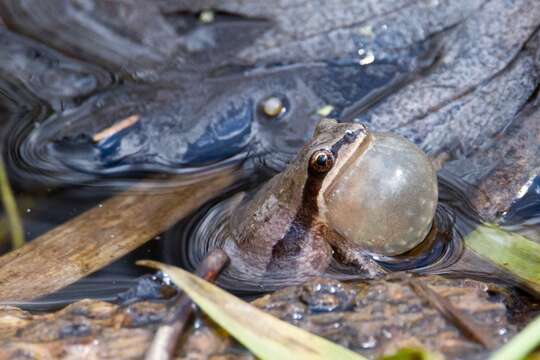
[
  {"left": 381, "top": 347, "right": 443, "bottom": 360},
  {"left": 490, "top": 315, "right": 540, "bottom": 360},
  {"left": 138, "top": 260, "right": 367, "bottom": 360},
  {"left": 464, "top": 224, "right": 540, "bottom": 294}
]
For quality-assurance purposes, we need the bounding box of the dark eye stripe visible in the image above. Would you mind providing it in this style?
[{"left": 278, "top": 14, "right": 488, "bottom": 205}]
[{"left": 266, "top": 127, "right": 364, "bottom": 271}]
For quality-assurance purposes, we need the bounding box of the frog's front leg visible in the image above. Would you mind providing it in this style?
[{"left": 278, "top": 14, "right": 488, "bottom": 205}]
[{"left": 328, "top": 232, "right": 387, "bottom": 278}]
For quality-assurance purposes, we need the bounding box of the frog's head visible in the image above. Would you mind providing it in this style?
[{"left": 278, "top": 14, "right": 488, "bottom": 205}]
[
  {"left": 296, "top": 118, "right": 438, "bottom": 257},
  {"left": 276, "top": 118, "right": 370, "bottom": 215}
]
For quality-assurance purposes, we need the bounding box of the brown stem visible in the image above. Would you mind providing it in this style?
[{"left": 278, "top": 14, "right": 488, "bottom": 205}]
[
  {"left": 145, "top": 249, "right": 230, "bottom": 360},
  {"left": 92, "top": 114, "right": 140, "bottom": 142},
  {"left": 409, "top": 277, "right": 497, "bottom": 350}
]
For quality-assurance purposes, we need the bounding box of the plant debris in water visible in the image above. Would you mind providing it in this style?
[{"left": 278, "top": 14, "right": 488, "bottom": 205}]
[
  {"left": 139, "top": 260, "right": 368, "bottom": 360},
  {"left": 491, "top": 314, "right": 540, "bottom": 360},
  {"left": 464, "top": 224, "right": 540, "bottom": 295},
  {"left": 0, "top": 0, "right": 538, "bottom": 358},
  {"left": 0, "top": 156, "right": 24, "bottom": 249}
]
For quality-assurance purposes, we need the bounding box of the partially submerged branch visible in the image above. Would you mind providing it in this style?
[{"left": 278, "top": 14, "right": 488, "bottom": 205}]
[{"left": 0, "top": 168, "right": 238, "bottom": 302}]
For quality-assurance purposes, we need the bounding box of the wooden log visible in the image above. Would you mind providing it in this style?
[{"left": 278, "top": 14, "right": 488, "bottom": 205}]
[
  {"left": 0, "top": 168, "right": 238, "bottom": 301},
  {"left": 0, "top": 276, "right": 516, "bottom": 359}
]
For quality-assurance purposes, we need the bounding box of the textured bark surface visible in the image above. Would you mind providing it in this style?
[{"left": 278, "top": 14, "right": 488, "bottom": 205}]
[
  {"left": 0, "top": 276, "right": 519, "bottom": 360},
  {"left": 0, "top": 1, "right": 538, "bottom": 357},
  {"left": 1, "top": 0, "right": 539, "bottom": 219},
  {"left": 446, "top": 104, "right": 540, "bottom": 222}
]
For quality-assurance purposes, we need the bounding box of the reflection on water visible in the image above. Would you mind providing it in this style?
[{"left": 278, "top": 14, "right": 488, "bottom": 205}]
[
  {"left": 0, "top": 0, "right": 539, "bottom": 308},
  {"left": 501, "top": 176, "right": 540, "bottom": 243},
  {"left": 161, "top": 171, "right": 466, "bottom": 293},
  {"left": 5, "top": 58, "right": 425, "bottom": 189},
  {"left": 164, "top": 170, "right": 540, "bottom": 296}
]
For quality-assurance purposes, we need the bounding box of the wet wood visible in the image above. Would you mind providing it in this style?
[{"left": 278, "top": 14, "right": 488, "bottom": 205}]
[
  {"left": 144, "top": 249, "right": 229, "bottom": 360},
  {"left": 465, "top": 103, "right": 540, "bottom": 222},
  {"left": 0, "top": 168, "right": 238, "bottom": 302},
  {"left": 250, "top": 276, "right": 515, "bottom": 359},
  {"left": 409, "top": 277, "right": 497, "bottom": 350},
  {"left": 0, "top": 299, "right": 161, "bottom": 359},
  {"left": 0, "top": 276, "right": 516, "bottom": 359}
]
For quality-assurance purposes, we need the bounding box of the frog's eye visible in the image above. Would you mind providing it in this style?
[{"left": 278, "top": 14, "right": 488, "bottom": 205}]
[{"left": 309, "top": 149, "right": 334, "bottom": 173}]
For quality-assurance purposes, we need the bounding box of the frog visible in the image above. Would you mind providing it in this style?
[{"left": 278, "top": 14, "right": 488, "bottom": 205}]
[{"left": 218, "top": 118, "right": 438, "bottom": 287}]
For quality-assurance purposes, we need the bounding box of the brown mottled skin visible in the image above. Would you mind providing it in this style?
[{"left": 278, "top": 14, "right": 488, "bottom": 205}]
[{"left": 225, "top": 119, "right": 380, "bottom": 279}]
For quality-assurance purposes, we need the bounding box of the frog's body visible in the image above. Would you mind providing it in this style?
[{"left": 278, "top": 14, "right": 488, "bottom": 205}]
[
  {"left": 225, "top": 119, "right": 376, "bottom": 280},
  {"left": 216, "top": 119, "right": 437, "bottom": 286}
]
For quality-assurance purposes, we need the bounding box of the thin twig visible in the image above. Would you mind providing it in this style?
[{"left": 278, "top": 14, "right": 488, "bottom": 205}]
[
  {"left": 409, "top": 277, "right": 497, "bottom": 350},
  {"left": 0, "top": 156, "right": 24, "bottom": 249},
  {"left": 92, "top": 114, "right": 140, "bottom": 142},
  {"left": 144, "top": 249, "right": 230, "bottom": 360}
]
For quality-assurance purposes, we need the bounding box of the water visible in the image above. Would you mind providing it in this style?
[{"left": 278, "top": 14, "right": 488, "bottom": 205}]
[
  {"left": 160, "top": 170, "right": 488, "bottom": 294},
  {"left": 0, "top": 1, "right": 539, "bottom": 309}
]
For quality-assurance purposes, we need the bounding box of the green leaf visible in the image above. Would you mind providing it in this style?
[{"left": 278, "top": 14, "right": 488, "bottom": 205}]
[
  {"left": 138, "top": 260, "right": 367, "bottom": 360},
  {"left": 0, "top": 156, "right": 24, "bottom": 249},
  {"left": 380, "top": 347, "right": 443, "bottom": 360},
  {"left": 464, "top": 224, "right": 540, "bottom": 294},
  {"left": 490, "top": 315, "right": 540, "bottom": 360}
]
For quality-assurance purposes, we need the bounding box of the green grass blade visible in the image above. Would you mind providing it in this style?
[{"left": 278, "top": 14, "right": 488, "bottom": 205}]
[
  {"left": 490, "top": 315, "right": 540, "bottom": 360},
  {"left": 0, "top": 156, "right": 24, "bottom": 249},
  {"left": 381, "top": 347, "right": 443, "bottom": 360},
  {"left": 464, "top": 224, "right": 540, "bottom": 294},
  {"left": 138, "top": 260, "right": 367, "bottom": 360}
]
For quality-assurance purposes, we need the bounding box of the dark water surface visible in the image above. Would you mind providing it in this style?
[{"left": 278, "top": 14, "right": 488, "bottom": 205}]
[{"left": 0, "top": 0, "right": 539, "bottom": 308}]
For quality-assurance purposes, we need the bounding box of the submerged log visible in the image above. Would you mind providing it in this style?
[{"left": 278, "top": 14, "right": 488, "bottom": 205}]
[
  {"left": 0, "top": 276, "right": 520, "bottom": 359},
  {"left": 0, "top": 168, "right": 238, "bottom": 302}
]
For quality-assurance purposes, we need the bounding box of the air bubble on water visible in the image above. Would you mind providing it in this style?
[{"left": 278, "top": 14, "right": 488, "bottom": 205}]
[
  {"left": 517, "top": 176, "right": 536, "bottom": 199},
  {"left": 193, "top": 318, "right": 203, "bottom": 329},
  {"left": 360, "top": 336, "right": 377, "bottom": 349},
  {"left": 358, "top": 49, "right": 375, "bottom": 65},
  {"left": 159, "top": 272, "right": 172, "bottom": 286},
  {"left": 199, "top": 10, "right": 215, "bottom": 23}
]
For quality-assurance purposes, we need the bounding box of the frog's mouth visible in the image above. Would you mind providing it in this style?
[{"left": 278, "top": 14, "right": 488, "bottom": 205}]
[{"left": 317, "top": 129, "right": 373, "bottom": 219}]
